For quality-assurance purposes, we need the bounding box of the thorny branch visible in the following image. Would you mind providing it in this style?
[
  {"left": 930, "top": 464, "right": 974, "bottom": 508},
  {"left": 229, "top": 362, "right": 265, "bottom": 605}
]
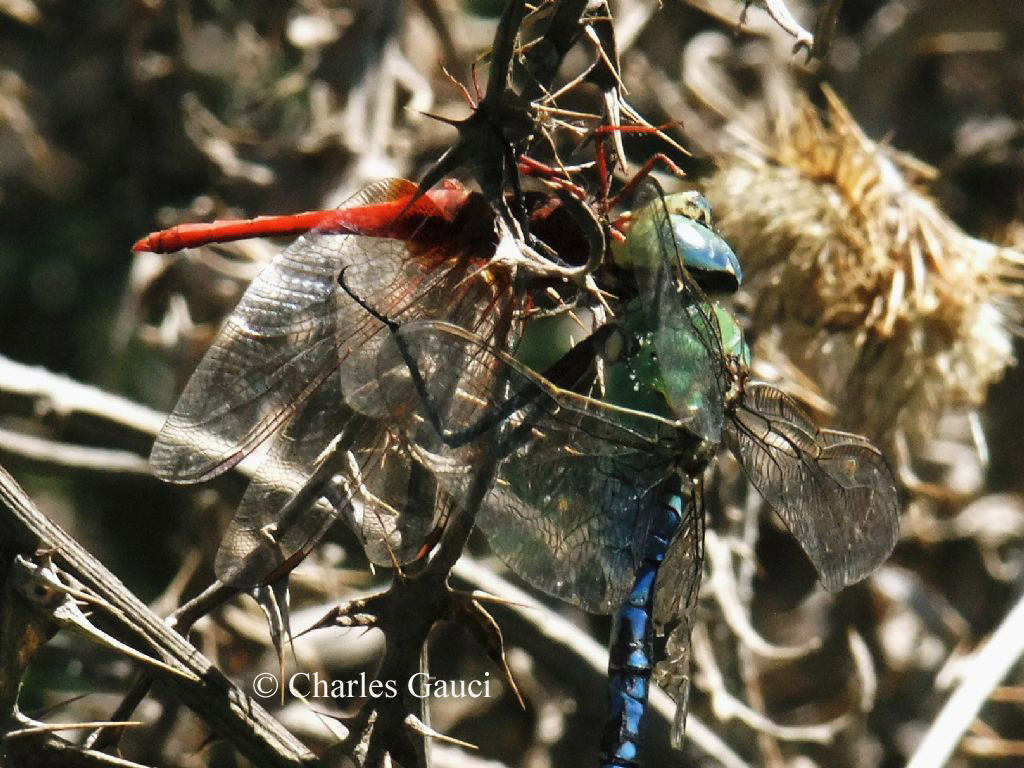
[{"left": 0, "top": 462, "right": 318, "bottom": 768}]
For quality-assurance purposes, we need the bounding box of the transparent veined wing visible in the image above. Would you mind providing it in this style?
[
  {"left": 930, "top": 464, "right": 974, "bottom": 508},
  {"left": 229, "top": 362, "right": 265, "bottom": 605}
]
[
  {"left": 652, "top": 481, "right": 705, "bottom": 630},
  {"left": 650, "top": 481, "right": 705, "bottom": 742},
  {"left": 212, "top": 365, "right": 447, "bottom": 586},
  {"left": 627, "top": 184, "right": 734, "bottom": 444},
  {"left": 150, "top": 179, "right": 516, "bottom": 586},
  {"left": 724, "top": 382, "right": 900, "bottom": 592},
  {"left": 151, "top": 178, "right": 512, "bottom": 481},
  {"left": 369, "top": 319, "right": 707, "bottom": 613}
]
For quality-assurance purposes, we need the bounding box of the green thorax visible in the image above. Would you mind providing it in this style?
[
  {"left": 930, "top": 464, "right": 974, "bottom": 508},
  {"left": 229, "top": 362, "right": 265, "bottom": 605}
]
[
  {"left": 602, "top": 309, "right": 676, "bottom": 421},
  {"left": 605, "top": 299, "right": 750, "bottom": 443}
]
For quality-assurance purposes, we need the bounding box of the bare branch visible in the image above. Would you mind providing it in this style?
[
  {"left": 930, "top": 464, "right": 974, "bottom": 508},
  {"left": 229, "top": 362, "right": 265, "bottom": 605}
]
[
  {"left": 0, "top": 464, "right": 319, "bottom": 768},
  {"left": 906, "top": 590, "right": 1024, "bottom": 768}
]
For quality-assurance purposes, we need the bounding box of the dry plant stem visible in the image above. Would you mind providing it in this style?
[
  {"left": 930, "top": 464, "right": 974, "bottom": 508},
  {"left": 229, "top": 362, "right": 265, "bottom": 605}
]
[
  {"left": 412, "top": 0, "right": 458, "bottom": 67},
  {"left": 905, "top": 590, "right": 1024, "bottom": 768},
  {"left": 757, "top": 0, "right": 813, "bottom": 49},
  {"left": 484, "top": 0, "right": 526, "bottom": 105},
  {"left": 692, "top": 623, "right": 850, "bottom": 743},
  {"left": 0, "top": 465, "right": 318, "bottom": 768},
  {"left": 8, "top": 555, "right": 199, "bottom": 683},
  {"left": 3, "top": 709, "right": 153, "bottom": 768},
  {"left": 0, "top": 352, "right": 249, "bottom": 751},
  {"left": 86, "top": 578, "right": 241, "bottom": 752},
  {"left": 731, "top": 497, "right": 785, "bottom": 767},
  {"left": 0, "top": 426, "right": 152, "bottom": 476},
  {"left": 961, "top": 734, "right": 1024, "bottom": 759},
  {"left": 0, "top": 354, "right": 165, "bottom": 442},
  {"left": 810, "top": 0, "right": 843, "bottom": 60},
  {"left": 5, "top": 718, "right": 144, "bottom": 739},
  {"left": 687, "top": 0, "right": 809, "bottom": 44},
  {"left": 704, "top": 529, "right": 819, "bottom": 660}
]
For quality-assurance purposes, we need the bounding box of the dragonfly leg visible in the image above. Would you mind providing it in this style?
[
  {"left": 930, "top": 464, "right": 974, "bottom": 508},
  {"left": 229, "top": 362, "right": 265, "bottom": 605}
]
[
  {"left": 605, "top": 152, "right": 686, "bottom": 213},
  {"left": 592, "top": 123, "right": 685, "bottom": 212},
  {"left": 518, "top": 154, "right": 591, "bottom": 201}
]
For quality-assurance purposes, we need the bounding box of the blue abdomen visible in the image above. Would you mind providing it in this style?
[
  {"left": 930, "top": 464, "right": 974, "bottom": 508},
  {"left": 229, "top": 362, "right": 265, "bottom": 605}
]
[{"left": 600, "top": 486, "right": 686, "bottom": 767}]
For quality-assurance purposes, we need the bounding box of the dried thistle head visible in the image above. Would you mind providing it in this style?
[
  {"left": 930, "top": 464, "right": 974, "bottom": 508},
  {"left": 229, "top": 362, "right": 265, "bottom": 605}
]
[{"left": 703, "top": 86, "right": 1023, "bottom": 474}]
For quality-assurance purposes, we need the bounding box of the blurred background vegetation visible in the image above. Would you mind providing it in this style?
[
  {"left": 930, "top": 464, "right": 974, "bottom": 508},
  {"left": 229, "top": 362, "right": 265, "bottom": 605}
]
[{"left": 2, "top": 1, "right": 1024, "bottom": 766}]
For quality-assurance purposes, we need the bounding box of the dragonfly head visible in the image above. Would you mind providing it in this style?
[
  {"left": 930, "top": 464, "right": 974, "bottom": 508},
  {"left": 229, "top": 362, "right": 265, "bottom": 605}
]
[
  {"left": 614, "top": 191, "right": 743, "bottom": 296},
  {"left": 661, "top": 192, "right": 743, "bottom": 295}
]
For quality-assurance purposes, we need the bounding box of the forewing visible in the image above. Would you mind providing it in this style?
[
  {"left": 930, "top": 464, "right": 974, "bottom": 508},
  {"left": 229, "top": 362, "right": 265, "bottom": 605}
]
[
  {"left": 150, "top": 229, "right": 354, "bottom": 482},
  {"left": 373, "top": 320, "right": 681, "bottom": 614},
  {"left": 635, "top": 184, "right": 730, "bottom": 443},
  {"left": 333, "top": 228, "right": 512, "bottom": 419},
  {"left": 150, "top": 179, "right": 413, "bottom": 481},
  {"left": 724, "top": 382, "right": 900, "bottom": 592},
  {"left": 150, "top": 178, "right": 506, "bottom": 483}
]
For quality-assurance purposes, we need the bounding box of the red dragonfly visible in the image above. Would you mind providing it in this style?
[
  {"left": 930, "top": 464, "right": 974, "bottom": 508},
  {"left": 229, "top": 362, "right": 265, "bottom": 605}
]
[{"left": 140, "top": 177, "right": 597, "bottom": 591}]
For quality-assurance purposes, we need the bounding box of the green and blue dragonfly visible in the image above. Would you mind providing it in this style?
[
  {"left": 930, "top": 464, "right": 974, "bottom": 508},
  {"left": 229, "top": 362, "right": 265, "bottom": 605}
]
[
  {"left": 145, "top": 173, "right": 899, "bottom": 765},
  {"left": 358, "top": 186, "right": 900, "bottom": 766}
]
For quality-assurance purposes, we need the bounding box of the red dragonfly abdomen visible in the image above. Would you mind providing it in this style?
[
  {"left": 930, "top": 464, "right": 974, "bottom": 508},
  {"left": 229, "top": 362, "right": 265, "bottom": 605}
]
[{"left": 133, "top": 179, "right": 472, "bottom": 254}]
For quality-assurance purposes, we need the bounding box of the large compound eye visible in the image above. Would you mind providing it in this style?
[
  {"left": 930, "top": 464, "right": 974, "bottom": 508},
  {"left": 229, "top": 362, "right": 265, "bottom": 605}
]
[{"left": 671, "top": 216, "right": 743, "bottom": 294}]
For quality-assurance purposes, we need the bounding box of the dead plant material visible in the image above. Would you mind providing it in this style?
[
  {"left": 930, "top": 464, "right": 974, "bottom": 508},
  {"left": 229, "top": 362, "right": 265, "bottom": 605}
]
[{"left": 705, "top": 87, "right": 1024, "bottom": 457}]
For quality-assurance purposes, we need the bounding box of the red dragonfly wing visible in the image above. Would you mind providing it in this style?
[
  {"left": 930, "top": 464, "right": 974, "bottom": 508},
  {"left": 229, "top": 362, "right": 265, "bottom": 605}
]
[
  {"left": 148, "top": 178, "right": 516, "bottom": 585},
  {"left": 150, "top": 178, "right": 502, "bottom": 482},
  {"left": 214, "top": 366, "right": 446, "bottom": 586}
]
